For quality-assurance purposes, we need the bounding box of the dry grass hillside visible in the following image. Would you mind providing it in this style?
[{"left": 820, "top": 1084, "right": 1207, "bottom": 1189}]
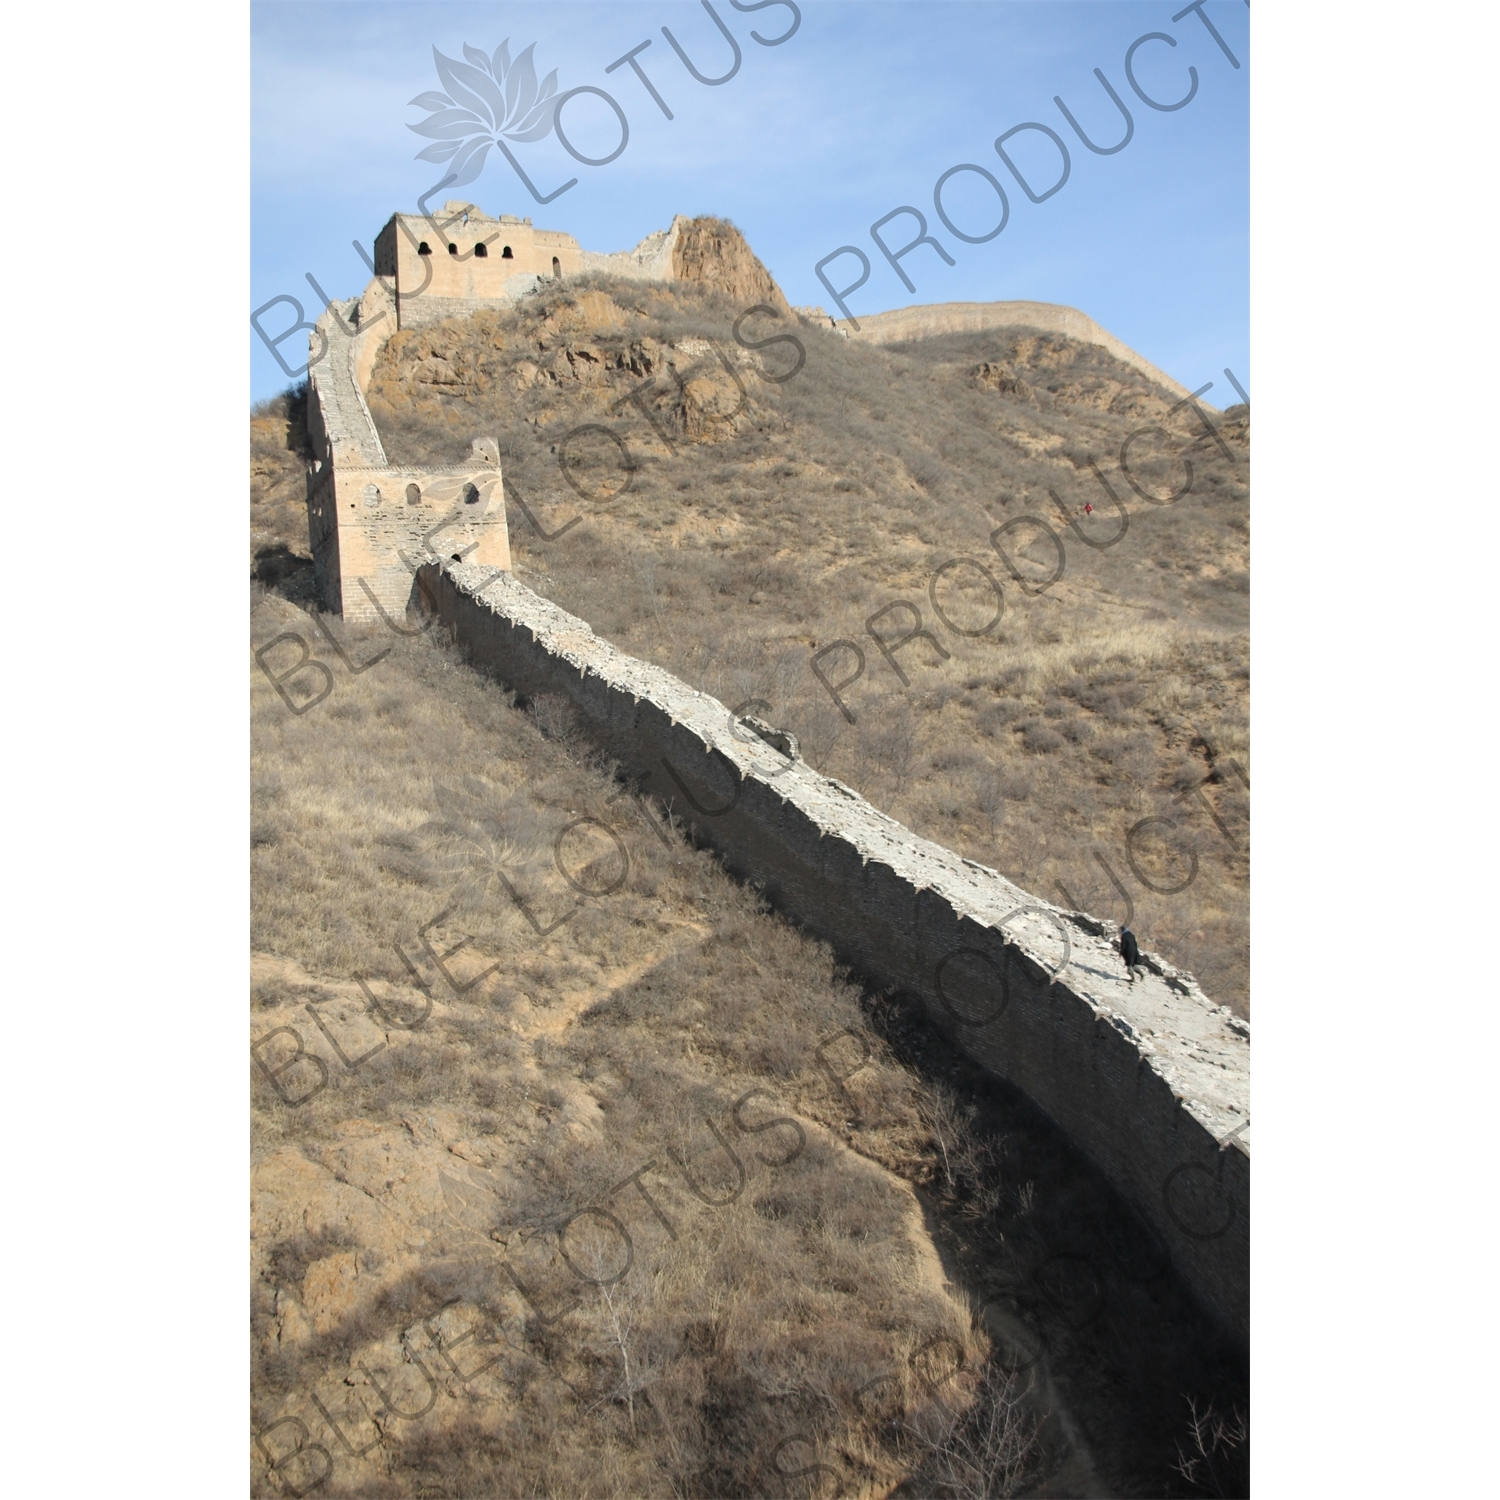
[
  {"left": 247, "top": 226, "right": 1250, "bottom": 1491},
  {"left": 250, "top": 566, "right": 1248, "bottom": 1496},
  {"left": 251, "top": 386, "right": 319, "bottom": 603},
  {"left": 353, "top": 250, "right": 1249, "bottom": 1013}
]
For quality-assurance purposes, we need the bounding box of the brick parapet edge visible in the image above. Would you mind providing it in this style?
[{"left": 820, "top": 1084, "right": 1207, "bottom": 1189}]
[
  {"left": 422, "top": 560, "right": 1250, "bottom": 1346},
  {"left": 305, "top": 284, "right": 510, "bottom": 621}
]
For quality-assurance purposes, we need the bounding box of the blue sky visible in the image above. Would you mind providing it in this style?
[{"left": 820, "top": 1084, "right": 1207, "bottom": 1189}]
[{"left": 251, "top": 0, "right": 1248, "bottom": 404}]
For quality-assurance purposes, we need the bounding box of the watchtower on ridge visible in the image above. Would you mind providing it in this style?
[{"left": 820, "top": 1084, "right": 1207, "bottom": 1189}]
[{"left": 372, "top": 204, "right": 581, "bottom": 329}]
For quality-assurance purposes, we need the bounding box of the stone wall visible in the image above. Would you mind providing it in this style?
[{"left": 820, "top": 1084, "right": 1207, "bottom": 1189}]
[
  {"left": 840, "top": 300, "right": 1210, "bottom": 407},
  {"left": 377, "top": 207, "right": 583, "bottom": 330},
  {"left": 305, "top": 278, "right": 511, "bottom": 622},
  {"left": 374, "top": 210, "right": 794, "bottom": 330},
  {"left": 296, "top": 205, "right": 1249, "bottom": 1339},
  {"left": 393, "top": 287, "right": 546, "bottom": 331},
  {"left": 420, "top": 561, "right": 1251, "bottom": 1347},
  {"left": 302, "top": 206, "right": 785, "bottom": 621},
  {"left": 374, "top": 208, "right": 713, "bottom": 331}
]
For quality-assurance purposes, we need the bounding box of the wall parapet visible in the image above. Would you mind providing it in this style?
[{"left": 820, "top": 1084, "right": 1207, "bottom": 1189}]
[
  {"left": 304, "top": 278, "right": 510, "bottom": 620},
  {"left": 422, "top": 560, "right": 1250, "bottom": 1346},
  {"left": 839, "top": 300, "right": 1213, "bottom": 408}
]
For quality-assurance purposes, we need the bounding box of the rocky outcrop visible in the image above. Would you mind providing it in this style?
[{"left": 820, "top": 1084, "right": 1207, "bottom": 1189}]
[
  {"left": 670, "top": 215, "right": 790, "bottom": 311},
  {"left": 560, "top": 215, "right": 789, "bottom": 313},
  {"left": 973, "top": 361, "right": 1035, "bottom": 400}
]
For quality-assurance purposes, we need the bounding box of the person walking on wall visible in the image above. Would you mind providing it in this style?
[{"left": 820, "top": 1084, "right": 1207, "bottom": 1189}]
[{"left": 1120, "top": 923, "right": 1145, "bottom": 984}]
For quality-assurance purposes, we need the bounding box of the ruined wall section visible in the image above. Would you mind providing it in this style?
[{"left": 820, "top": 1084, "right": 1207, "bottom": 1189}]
[
  {"left": 574, "top": 216, "right": 789, "bottom": 310},
  {"left": 305, "top": 281, "right": 510, "bottom": 622},
  {"left": 421, "top": 561, "right": 1250, "bottom": 1346},
  {"left": 380, "top": 213, "right": 789, "bottom": 330},
  {"left": 574, "top": 216, "right": 681, "bottom": 282},
  {"left": 841, "top": 301, "right": 1209, "bottom": 408}
]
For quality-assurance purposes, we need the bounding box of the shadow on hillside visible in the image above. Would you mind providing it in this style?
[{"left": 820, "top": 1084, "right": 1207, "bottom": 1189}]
[
  {"left": 252, "top": 543, "right": 319, "bottom": 605},
  {"left": 250, "top": 382, "right": 318, "bottom": 605},
  {"left": 857, "top": 981, "right": 1249, "bottom": 1498}
]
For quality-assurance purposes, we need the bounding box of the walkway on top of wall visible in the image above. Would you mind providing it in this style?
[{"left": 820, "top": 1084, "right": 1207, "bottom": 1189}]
[{"left": 308, "top": 293, "right": 387, "bottom": 467}]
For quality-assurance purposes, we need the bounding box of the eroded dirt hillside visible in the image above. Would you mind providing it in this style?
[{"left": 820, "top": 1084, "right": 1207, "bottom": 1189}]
[{"left": 250, "top": 248, "right": 1252, "bottom": 1483}]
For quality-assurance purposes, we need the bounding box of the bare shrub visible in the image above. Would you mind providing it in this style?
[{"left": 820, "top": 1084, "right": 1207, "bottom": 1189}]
[
  {"left": 529, "top": 691, "right": 587, "bottom": 751},
  {"left": 1172, "top": 1396, "right": 1250, "bottom": 1497},
  {"left": 565, "top": 1220, "right": 650, "bottom": 1436},
  {"left": 904, "top": 1364, "right": 1048, "bottom": 1498},
  {"left": 973, "top": 775, "right": 1006, "bottom": 840},
  {"left": 1019, "top": 721, "right": 1064, "bottom": 755},
  {"left": 921, "top": 1082, "right": 1003, "bottom": 1221}
]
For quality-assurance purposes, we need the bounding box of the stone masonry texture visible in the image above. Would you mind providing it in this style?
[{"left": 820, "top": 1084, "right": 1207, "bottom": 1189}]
[
  {"left": 421, "top": 561, "right": 1251, "bottom": 1346},
  {"left": 306, "top": 277, "right": 510, "bottom": 623}
]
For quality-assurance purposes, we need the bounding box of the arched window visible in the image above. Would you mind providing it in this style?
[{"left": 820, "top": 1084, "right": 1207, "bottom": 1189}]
[
  {"left": 448, "top": 243, "right": 458, "bottom": 255},
  {"left": 552, "top": 256, "right": 561, "bottom": 278},
  {"left": 501, "top": 245, "right": 513, "bottom": 260},
  {"left": 406, "top": 483, "right": 421, "bottom": 505},
  {"left": 474, "top": 243, "right": 487, "bottom": 258},
  {"left": 417, "top": 241, "right": 431, "bottom": 255}
]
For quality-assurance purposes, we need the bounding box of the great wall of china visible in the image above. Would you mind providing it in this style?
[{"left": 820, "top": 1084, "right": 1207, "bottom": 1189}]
[
  {"left": 836, "top": 299, "right": 1208, "bottom": 406},
  {"left": 304, "top": 210, "right": 1250, "bottom": 1347}
]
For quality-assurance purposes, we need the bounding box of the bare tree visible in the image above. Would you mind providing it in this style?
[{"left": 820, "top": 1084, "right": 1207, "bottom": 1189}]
[
  {"left": 974, "top": 776, "right": 1006, "bottom": 841},
  {"left": 1172, "top": 1395, "right": 1249, "bottom": 1498},
  {"left": 866, "top": 702, "right": 918, "bottom": 798},
  {"left": 631, "top": 549, "right": 670, "bottom": 647},
  {"left": 792, "top": 692, "right": 848, "bottom": 773},
  {"left": 921, "top": 1083, "right": 1002, "bottom": 1219},
  {"left": 565, "top": 1220, "right": 652, "bottom": 1437},
  {"left": 904, "top": 1365, "right": 1046, "bottom": 1498},
  {"left": 922, "top": 1082, "right": 972, "bottom": 1195}
]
